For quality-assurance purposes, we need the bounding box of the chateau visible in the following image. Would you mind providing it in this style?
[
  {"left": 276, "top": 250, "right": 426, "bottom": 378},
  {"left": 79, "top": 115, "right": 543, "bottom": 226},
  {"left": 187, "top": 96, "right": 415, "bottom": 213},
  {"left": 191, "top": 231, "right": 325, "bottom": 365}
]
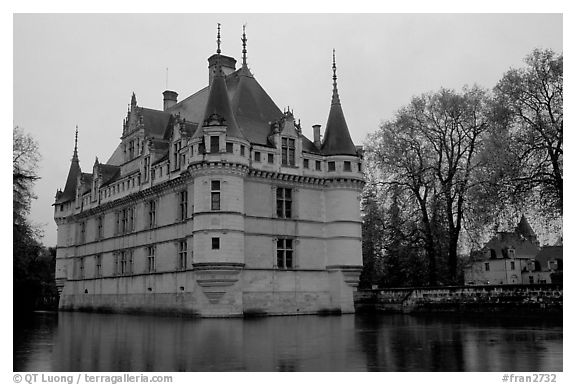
[{"left": 53, "top": 28, "right": 365, "bottom": 317}]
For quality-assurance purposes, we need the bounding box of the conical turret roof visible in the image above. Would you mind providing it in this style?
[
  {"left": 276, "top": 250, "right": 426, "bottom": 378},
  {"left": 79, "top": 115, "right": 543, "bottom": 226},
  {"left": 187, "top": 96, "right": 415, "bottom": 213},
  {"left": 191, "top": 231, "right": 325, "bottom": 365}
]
[
  {"left": 55, "top": 128, "right": 81, "bottom": 204},
  {"left": 321, "top": 50, "right": 357, "bottom": 156},
  {"left": 516, "top": 214, "right": 537, "bottom": 238},
  {"left": 198, "top": 53, "right": 246, "bottom": 141}
]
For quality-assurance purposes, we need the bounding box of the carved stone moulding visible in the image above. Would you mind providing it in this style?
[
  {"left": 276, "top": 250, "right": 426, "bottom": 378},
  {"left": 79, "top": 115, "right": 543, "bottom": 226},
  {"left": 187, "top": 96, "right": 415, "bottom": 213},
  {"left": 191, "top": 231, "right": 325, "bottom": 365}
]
[
  {"left": 193, "top": 262, "right": 244, "bottom": 304},
  {"left": 326, "top": 265, "right": 363, "bottom": 287}
]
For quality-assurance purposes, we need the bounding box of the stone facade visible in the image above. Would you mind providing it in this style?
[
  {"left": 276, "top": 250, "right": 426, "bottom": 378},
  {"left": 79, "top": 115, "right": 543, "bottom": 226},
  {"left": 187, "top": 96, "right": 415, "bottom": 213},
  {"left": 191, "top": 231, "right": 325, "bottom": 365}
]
[{"left": 53, "top": 31, "right": 365, "bottom": 317}]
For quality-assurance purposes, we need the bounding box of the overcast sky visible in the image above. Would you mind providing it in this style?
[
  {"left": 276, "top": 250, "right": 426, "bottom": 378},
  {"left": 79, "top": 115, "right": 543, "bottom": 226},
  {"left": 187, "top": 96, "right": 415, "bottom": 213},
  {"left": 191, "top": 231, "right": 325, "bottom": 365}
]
[{"left": 13, "top": 13, "right": 562, "bottom": 246}]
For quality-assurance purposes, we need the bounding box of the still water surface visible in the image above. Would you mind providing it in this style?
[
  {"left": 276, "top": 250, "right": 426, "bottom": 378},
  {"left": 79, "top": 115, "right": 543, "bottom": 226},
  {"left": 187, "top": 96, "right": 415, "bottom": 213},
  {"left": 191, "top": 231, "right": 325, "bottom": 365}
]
[{"left": 14, "top": 311, "right": 562, "bottom": 372}]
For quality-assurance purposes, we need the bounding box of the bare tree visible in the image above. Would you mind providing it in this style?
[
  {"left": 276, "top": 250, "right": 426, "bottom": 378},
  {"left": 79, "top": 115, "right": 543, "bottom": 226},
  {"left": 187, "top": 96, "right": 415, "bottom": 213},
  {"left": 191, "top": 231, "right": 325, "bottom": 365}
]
[
  {"left": 494, "top": 49, "right": 563, "bottom": 215},
  {"left": 367, "top": 86, "right": 490, "bottom": 283}
]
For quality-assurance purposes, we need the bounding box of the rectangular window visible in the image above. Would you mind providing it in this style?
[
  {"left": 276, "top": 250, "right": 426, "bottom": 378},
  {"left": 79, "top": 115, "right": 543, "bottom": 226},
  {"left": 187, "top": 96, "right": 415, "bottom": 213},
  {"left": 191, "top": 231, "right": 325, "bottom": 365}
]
[
  {"left": 120, "top": 251, "right": 128, "bottom": 275},
  {"left": 358, "top": 163, "right": 362, "bottom": 172},
  {"left": 276, "top": 238, "right": 293, "bottom": 269},
  {"left": 328, "top": 161, "right": 336, "bottom": 171},
  {"left": 121, "top": 208, "right": 128, "bottom": 234},
  {"left": 115, "top": 211, "right": 120, "bottom": 235},
  {"left": 529, "top": 276, "right": 534, "bottom": 284},
  {"left": 303, "top": 159, "right": 309, "bottom": 169},
  {"left": 254, "top": 151, "right": 261, "bottom": 162},
  {"left": 79, "top": 221, "right": 86, "bottom": 244},
  {"left": 178, "top": 190, "right": 188, "bottom": 221},
  {"left": 212, "top": 237, "right": 220, "bottom": 250},
  {"left": 276, "top": 187, "right": 292, "bottom": 218},
  {"left": 484, "top": 262, "right": 490, "bottom": 271},
  {"left": 226, "top": 142, "right": 234, "bottom": 153},
  {"left": 143, "top": 156, "right": 150, "bottom": 182},
  {"left": 148, "top": 200, "right": 157, "bottom": 228},
  {"left": 96, "top": 254, "right": 102, "bottom": 278},
  {"left": 282, "top": 138, "right": 296, "bottom": 166},
  {"left": 147, "top": 246, "right": 156, "bottom": 273},
  {"left": 211, "top": 180, "right": 221, "bottom": 211},
  {"left": 96, "top": 215, "right": 103, "bottom": 240},
  {"left": 268, "top": 153, "right": 274, "bottom": 164},
  {"left": 510, "top": 261, "right": 515, "bottom": 270},
  {"left": 343, "top": 161, "right": 351, "bottom": 171},
  {"left": 79, "top": 257, "right": 85, "bottom": 279},
  {"left": 315, "top": 160, "right": 321, "bottom": 171},
  {"left": 129, "top": 206, "right": 135, "bottom": 232},
  {"left": 240, "top": 145, "right": 245, "bottom": 156},
  {"left": 178, "top": 240, "right": 187, "bottom": 270},
  {"left": 129, "top": 140, "right": 135, "bottom": 160},
  {"left": 173, "top": 141, "right": 182, "bottom": 170},
  {"left": 210, "top": 136, "right": 220, "bottom": 153}
]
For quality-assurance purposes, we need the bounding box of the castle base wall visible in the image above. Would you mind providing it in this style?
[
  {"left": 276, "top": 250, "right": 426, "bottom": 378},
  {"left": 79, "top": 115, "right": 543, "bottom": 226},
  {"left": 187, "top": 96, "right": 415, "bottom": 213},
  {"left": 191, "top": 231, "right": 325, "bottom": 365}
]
[{"left": 58, "top": 269, "right": 358, "bottom": 317}]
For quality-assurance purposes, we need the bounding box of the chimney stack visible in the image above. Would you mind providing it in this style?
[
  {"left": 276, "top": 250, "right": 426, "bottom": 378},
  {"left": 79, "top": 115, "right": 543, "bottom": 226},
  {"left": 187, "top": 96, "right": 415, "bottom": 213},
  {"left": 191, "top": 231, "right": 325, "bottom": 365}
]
[
  {"left": 313, "top": 124, "right": 322, "bottom": 147},
  {"left": 163, "top": 90, "right": 178, "bottom": 111},
  {"left": 208, "top": 54, "right": 237, "bottom": 85}
]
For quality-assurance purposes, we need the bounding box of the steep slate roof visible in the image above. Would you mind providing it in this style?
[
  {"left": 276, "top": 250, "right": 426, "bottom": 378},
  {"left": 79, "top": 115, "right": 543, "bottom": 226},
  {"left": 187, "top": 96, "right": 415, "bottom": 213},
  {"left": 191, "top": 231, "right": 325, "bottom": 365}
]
[
  {"left": 171, "top": 67, "right": 285, "bottom": 147},
  {"left": 99, "top": 164, "right": 121, "bottom": 186},
  {"left": 482, "top": 232, "right": 540, "bottom": 260},
  {"left": 139, "top": 107, "right": 173, "bottom": 139},
  {"left": 320, "top": 52, "right": 357, "bottom": 156},
  {"left": 535, "top": 246, "right": 563, "bottom": 265}
]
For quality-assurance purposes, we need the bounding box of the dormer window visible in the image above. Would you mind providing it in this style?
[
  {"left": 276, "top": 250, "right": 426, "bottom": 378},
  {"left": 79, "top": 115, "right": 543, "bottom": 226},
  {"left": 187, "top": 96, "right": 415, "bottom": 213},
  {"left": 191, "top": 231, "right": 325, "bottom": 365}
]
[
  {"left": 128, "top": 140, "right": 135, "bottom": 160},
  {"left": 281, "top": 137, "right": 296, "bottom": 166},
  {"left": 173, "top": 141, "right": 182, "bottom": 169},
  {"left": 143, "top": 156, "right": 150, "bottom": 182},
  {"left": 210, "top": 136, "right": 220, "bottom": 153}
]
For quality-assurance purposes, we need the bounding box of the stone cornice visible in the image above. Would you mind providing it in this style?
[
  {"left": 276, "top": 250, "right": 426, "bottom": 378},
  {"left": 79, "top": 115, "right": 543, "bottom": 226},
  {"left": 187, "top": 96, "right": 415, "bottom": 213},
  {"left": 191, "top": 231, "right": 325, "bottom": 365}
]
[{"left": 73, "top": 174, "right": 190, "bottom": 220}]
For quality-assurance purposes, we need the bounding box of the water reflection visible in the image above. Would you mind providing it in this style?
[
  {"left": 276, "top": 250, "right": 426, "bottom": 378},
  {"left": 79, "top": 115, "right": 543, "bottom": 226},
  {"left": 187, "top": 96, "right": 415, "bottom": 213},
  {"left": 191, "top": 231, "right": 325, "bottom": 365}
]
[{"left": 14, "top": 311, "right": 562, "bottom": 372}]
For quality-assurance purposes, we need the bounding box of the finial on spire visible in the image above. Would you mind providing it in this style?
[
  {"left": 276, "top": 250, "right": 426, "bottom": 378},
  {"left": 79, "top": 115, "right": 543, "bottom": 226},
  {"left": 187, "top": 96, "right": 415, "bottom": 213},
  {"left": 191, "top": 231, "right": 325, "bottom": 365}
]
[
  {"left": 73, "top": 125, "right": 79, "bottom": 160},
  {"left": 331, "top": 49, "right": 340, "bottom": 105},
  {"left": 131, "top": 92, "right": 137, "bottom": 108},
  {"left": 241, "top": 24, "right": 248, "bottom": 68},
  {"left": 332, "top": 49, "right": 337, "bottom": 84},
  {"left": 216, "top": 23, "right": 221, "bottom": 54}
]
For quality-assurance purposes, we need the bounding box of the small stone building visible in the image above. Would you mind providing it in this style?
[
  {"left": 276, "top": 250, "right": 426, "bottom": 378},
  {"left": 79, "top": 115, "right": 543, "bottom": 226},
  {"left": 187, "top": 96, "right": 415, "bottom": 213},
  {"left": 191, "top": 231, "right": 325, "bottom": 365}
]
[
  {"left": 53, "top": 29, "right": 365, "bottom": 316},
  {"left": 464, "top": 215, "right": 561, "bottom": 285}
]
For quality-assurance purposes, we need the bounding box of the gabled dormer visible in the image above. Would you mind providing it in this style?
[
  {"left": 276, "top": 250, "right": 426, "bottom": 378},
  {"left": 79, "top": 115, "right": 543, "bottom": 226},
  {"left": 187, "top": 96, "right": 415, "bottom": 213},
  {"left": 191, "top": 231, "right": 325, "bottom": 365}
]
[{"left": 269, "top": 109, "right": 303, "bottom": 168}]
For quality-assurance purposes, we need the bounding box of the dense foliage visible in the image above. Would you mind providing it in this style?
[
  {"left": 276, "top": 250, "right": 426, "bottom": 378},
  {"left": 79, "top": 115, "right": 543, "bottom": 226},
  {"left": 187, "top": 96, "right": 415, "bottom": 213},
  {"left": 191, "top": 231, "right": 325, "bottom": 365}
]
[
  {"left": 360, "top": 49, "right": 563, "bottom": 288},
  {"left": 13, "top": 126, "right": 57, "bottom": 313}
]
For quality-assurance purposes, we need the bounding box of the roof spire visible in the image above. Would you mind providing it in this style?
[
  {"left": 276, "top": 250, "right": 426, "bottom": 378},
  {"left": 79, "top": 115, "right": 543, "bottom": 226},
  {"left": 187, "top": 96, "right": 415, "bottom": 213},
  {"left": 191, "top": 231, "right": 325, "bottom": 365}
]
[
  {"left": 331, "top": 49, "right": 340, "bottom": 105},
  {"left": 131, "top": 92, "right": 137, "bottom": 108},
  {"left": 216, "top": 23, "right": 221, "bottom": 54},
  {"left": 321, "top": 50, "right": 357, "bottom": 156},
  {"left": 73, "top": 125, "right": 79, "bottom": 160},
  {"left": 241, "top": 24, "right": 248, "bottom": 68}
]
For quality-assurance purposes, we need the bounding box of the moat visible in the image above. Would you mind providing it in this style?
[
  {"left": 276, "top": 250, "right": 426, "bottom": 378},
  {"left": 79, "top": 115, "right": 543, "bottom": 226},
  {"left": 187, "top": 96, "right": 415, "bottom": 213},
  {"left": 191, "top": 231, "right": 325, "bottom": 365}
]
[{"left": 14, "top": 311, "right": 562, "bottom": 372}]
